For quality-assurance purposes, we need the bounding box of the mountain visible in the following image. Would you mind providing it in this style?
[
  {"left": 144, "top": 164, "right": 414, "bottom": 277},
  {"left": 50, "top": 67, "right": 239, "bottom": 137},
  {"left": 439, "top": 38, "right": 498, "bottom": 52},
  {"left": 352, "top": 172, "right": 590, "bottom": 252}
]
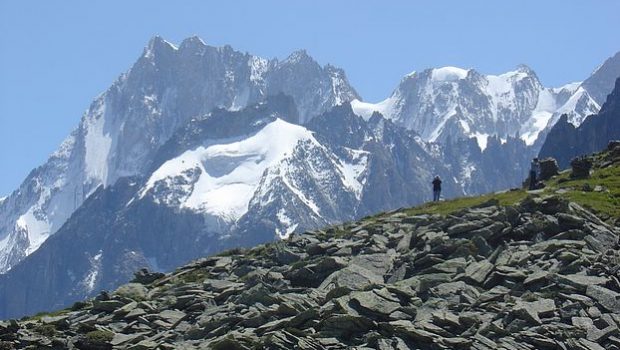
[
  {"left": 0, "top": 36, "right": 359, "bottom": 274},
  {"left": 540, "top": 77, "right": 620, "bottom": 168},
  {"left": 347, "top": 54, "right": 619, "bottom": 195},
  {"left": 440, "top": 134, "right": 535, "bottom": 195},
  {"left": 0, "top": 98, "right": 465, "bottom": 319},
  {"left": 4, "top": 144, "right": 620, "bottom": 349},
  {"left": 1, "top": 36, "right": 619, "bottom": 318},
  {"left": 350, "top": 59, "right": 617, "bottom": 147}
]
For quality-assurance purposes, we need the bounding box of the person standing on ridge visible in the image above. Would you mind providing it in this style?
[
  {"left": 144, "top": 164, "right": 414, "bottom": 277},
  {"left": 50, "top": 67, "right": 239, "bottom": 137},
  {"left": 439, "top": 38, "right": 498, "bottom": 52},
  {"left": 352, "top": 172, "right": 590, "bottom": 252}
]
[
  {"left": 529, "top": 158, "right": 539, "bottom": 190},
  {"left": 432, "top": 175, "right": 442, "bottom": 202}
]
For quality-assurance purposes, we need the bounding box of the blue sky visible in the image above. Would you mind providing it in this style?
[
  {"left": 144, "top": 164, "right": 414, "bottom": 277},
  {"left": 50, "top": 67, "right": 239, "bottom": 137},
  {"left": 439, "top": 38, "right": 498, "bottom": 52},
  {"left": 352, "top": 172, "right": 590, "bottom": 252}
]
[{"left": 1, "top": 0, "right": 619, "bottom": 195}]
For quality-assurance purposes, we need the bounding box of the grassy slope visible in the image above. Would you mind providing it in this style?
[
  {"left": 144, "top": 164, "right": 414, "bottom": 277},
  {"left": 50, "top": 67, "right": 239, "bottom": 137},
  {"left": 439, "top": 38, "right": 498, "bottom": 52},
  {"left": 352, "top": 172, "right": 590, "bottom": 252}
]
[{"left": 405, "top": 149, "right": 620, "bottom": 221}]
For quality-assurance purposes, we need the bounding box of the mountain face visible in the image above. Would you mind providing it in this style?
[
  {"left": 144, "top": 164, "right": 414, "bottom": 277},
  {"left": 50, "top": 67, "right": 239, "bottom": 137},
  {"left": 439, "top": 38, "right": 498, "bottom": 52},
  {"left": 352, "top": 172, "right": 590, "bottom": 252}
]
[
  {"left": 351, "top": 64, "right": 606, "bottom": 147},
  {"left": 0, "top": 37, "right": 359, "bottom": 274},
  {"left": 582, "top": 51, "right": 620, "bottom": 106},
  {"left": 540, "top": 77, "right": 620, "bottom": 168},
  {"left": 0, "top": 98, "right": 464, "bottom": 319},
  {"left": 440, "top": 135, "right": 536, "bottom": 195}
]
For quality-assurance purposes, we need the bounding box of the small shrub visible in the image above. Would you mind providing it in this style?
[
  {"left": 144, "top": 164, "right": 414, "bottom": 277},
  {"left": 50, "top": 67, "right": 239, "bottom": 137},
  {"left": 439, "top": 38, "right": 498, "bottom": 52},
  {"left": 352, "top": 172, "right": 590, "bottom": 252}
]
[
  {"left": 81, "top": 330, "right": 114, "bottom": 348},
  {"left": 178, "top": 269, "right": 207, "bottom": 283},
  {"left": 219, "top": 247, "right": 244, "bottom": 256},
  {"left": 71, "top": 301, "right": 89, "bottom": 311},
  {"left": 34, "top": 324, "right": 56, "bottom": 337}
]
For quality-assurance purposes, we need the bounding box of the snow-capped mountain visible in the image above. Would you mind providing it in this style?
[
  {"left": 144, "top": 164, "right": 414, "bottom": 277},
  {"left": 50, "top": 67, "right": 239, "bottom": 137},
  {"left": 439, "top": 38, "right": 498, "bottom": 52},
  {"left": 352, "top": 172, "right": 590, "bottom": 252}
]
[
  {"left": 139, "top": 97, "right": 458, "bottom": 243},
  {"left": 0, "top": 36, "right": 358, "bottom": 273},
  {"left": 1, "top": 34, "right": 619, "bottom": 318},
  {"left": 351, "top": 63, "right": 608, "bottom": 148},
  {"left": 138, "top": 98, "right": 365, "bottom": 239},
  {"left": 0, "top": 98, "right": 461, "bottom": 318}
]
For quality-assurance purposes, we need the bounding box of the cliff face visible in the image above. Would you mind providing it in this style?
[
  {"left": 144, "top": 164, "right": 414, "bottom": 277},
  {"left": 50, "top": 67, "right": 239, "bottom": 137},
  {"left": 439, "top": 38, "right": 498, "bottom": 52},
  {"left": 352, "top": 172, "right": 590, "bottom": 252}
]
[
  {"left": 2, "top": 147, "right": 620, "bottom": 350},
  {"left": 540, "top": 78, "right": 620, "bottom": 168}
]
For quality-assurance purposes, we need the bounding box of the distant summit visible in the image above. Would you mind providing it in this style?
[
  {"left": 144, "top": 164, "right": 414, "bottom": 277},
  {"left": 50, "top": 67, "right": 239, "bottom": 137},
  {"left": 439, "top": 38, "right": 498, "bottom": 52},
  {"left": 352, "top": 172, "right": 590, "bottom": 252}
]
[{"left": 351, "top": 62, "right": 606, "bottom": 147}]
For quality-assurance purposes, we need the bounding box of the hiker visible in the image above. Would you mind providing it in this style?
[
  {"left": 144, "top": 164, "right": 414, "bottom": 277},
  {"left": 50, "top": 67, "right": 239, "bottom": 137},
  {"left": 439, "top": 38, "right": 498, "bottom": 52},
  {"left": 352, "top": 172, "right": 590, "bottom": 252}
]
[
  {"left": 432, "top": 175, "right": 442, "bottom": 202},
  {"left": 529, "top": 158, "right": 539, "bottom": 190}
]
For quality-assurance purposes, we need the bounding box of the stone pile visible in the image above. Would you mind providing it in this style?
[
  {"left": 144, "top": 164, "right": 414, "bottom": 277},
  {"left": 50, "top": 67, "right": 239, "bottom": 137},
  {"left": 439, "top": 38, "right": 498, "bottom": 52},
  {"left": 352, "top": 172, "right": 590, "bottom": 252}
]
[{"left": 1, "top": 195, "right": 619, "bottom": 349}]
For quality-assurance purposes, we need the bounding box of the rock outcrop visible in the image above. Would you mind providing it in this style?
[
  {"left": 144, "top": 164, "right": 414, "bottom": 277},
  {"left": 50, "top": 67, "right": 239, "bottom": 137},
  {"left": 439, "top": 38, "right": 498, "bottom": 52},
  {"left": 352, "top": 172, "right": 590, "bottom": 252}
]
[
  {"left": 539, "top": 158, "right": 560, "bottom": 181},
  {"left": 2, "top": 190, "right": 619, "bottom": 349},
  {"left": 571, "top": 157, "right": 594, "bottom": 179}
]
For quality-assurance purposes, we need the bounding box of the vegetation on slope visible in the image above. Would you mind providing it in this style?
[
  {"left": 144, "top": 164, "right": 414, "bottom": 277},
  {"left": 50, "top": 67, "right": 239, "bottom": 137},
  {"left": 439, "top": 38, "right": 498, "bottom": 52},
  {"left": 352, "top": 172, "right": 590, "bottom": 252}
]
[
  {"left": 408, "top": 144, "right": 620, "bottom": 224},
  {"left": 1, "top": 144, "right": 619, "bottom": 349}
]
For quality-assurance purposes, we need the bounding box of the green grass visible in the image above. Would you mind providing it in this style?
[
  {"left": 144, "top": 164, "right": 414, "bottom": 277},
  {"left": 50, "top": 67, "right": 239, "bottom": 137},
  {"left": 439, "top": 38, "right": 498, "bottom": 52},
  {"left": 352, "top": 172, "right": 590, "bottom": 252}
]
[
  {"left": 33, "top": 324, "right": 56, "bottom": 337},
  {"left": 546, "top": 165, "right": 620, "bottom": 219},
  {"left": 405, "top": 189, "right": 528, "bottom": 216},
  {"left": 402, "top": 152, "right": 620, "bottom": 220},
  {"left": 22, "top": 308, "right": 69, "bottom": 321},
  {"left": 175, "top": 268, "right": 209, "bottom": 283},
  {"left": 83, "top": 329, "right": 114, "bottom": 345}
]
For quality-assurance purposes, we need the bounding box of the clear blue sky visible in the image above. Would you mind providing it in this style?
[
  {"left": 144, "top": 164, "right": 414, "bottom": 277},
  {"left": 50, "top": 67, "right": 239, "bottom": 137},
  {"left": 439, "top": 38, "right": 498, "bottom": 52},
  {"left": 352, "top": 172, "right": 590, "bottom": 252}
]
[{"left": 1, "top": 1, "right": 619, "bottom": 196}]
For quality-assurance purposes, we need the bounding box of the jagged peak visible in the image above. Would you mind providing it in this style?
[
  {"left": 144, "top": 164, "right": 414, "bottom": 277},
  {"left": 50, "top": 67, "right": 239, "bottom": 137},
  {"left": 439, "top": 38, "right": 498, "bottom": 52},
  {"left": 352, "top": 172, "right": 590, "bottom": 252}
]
[
  {"left": 515, "top": 63, "right": 535, "bottom": 75},
  {"left": 143, "top": 35, "right": 177, "bottom": 59},
  {"left": 146, "top": 35, "right": 177, "bottom": 50},
  {"left": 283, "top": 49, "right": 316, "bottom": 65},
  {"left": 178, "top": 35, "right": 207, "bottom": 51}
]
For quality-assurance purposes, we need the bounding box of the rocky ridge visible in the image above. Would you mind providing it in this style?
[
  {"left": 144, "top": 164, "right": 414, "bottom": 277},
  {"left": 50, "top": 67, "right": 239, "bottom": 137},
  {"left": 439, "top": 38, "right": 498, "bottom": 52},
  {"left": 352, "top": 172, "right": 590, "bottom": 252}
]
[{"left": 3, "top": 149, "right": 620, "bottom": 349}]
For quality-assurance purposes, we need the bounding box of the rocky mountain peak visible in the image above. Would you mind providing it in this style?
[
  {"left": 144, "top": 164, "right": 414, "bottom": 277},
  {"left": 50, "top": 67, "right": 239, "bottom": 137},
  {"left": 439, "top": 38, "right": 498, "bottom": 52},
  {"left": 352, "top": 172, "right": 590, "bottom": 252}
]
[
  {"left": 582, "top": 51, "right": 620, "bottom": 105},
  {"left": 516, "top": 63, "right": 536, "bottom": 75},
  {"left": 143, "top": 35, "right": 177, "bottom": 59},
  {"left": 0, "top": 36, "right": 360, "bottom": 275},
  {"left": 178, "top": 35, "right": 207, "bottom": 52},
  {"left": 283, "top": 49, "right": 314, "bottom": 65}
]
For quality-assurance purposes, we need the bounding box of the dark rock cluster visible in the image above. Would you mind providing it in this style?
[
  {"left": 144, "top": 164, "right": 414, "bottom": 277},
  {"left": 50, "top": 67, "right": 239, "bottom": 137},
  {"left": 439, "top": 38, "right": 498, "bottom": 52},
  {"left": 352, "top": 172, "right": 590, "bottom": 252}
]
[
  {"left": 1, "top": 194, "right": 619, "bottom": 349},
  {"left": 539, "top": 158, "right": 560, "bottom": 181},
  {"left": 571, "top": 157, "right": 593, "bottom": 179}
]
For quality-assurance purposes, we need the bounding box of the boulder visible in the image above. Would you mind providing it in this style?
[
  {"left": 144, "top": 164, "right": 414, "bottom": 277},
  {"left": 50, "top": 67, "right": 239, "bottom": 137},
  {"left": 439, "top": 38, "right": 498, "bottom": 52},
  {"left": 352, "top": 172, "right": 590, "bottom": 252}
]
[
  {"left": 586, "top": 285, "right": 620, "bottom": 313},
  {"left": 539, "top": 158, "right": 559, "bottom": 180},
  {"left": 570, "top": 156, "right": 593, "bottom": 178},
  {"left": 319, "top": 264, "right": 383, "bottom": 293},
  {"left": 131, "top": 268, "right": 165, "bottom": 285},
  {"left": 350, "top": 289, "right": 401, "bottom": 317},
  {"left": 463, "top": 260, "right": 494, "bottom": 284}
]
